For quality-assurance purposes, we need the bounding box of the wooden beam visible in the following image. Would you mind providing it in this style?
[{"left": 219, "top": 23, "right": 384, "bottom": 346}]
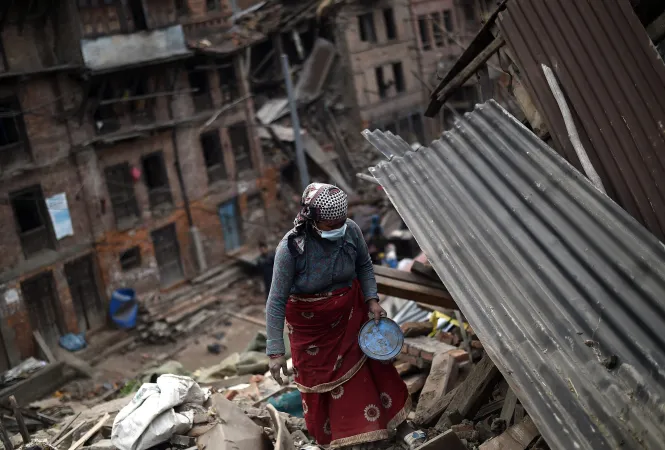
[
  {"left": 373, "top": 265, "right": 446, "bottom": 290},
  {"left": 375, "top": 274, "right": 456, "bottom": 309},
  {"left": 33, "top": 331, "right": 56, "bottom": 364},
  {"left": 446, "top": 354, "right": 501, "bottom": 419},
  {"left": 433, "top": 36, "right": 505, "bottom": 103},
  {"left": 410, "top": 260, "right": 440, "bottom": 282}
]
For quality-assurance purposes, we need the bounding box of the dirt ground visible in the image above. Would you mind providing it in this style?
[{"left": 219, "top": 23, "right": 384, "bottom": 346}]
[{"left": 52, "top": 281, "right": 268, "bottom": 405}]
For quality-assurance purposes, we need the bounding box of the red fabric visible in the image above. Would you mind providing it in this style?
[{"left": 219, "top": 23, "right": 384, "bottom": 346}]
[{"left": 286, "top": 281, "right": 410, "bottom": 447}]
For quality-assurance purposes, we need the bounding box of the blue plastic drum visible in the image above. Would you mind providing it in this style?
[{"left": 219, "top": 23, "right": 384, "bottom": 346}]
[
  {"left": 110, "top": 288, "right": 138, "bottom": 329},
  {"left": 358, "top": 318, "right": 404, "bottom": 361}
]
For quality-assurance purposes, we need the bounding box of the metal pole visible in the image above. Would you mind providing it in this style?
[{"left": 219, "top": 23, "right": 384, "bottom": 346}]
[{"left": 281, "top": 54, "right": 310, "bottom": 190}]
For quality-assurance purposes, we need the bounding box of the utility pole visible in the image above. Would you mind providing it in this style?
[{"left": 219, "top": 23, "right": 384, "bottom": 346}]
[{"left": 281, "top": 54, "right": 310, "bottom": 190}]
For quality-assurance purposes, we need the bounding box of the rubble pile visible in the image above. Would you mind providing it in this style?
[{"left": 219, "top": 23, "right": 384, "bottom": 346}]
[{"left": 137, "top": 266, "right": 246, "bottom": 344}]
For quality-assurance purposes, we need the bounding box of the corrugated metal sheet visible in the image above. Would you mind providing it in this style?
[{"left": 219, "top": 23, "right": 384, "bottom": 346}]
[
  {"left": 364, "top": 100, "right": 665, "bottom": 450},
  {"left": 498, "top": 0, "right": 665, "bottom": 243}
]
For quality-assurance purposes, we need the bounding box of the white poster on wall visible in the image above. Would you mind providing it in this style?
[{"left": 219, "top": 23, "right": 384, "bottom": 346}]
[{"left": 46, "top": 193, "right": 74, "bottom": 240}]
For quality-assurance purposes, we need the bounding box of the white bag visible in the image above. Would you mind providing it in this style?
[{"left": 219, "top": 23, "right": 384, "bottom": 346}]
[{"left": 111, "top": 375, "right": 209, "bottom": 450}]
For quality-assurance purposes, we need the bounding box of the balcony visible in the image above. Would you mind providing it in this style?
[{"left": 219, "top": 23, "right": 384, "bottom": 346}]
[{"left": 80, "top": 24, "right": 192, "bottom": 72}]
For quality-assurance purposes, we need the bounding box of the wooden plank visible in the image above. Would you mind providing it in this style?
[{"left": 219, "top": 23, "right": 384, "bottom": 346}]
[
  {"left": 373, "top": 265, "right": 445, "bottom": 290},
  {"left": 413, "top": 385, "right": 460, "bottom": 427},
  {"left": 415, "top": 353, "right": 458, "bottom": 424},
  {"left": 375, "top": 275, "right": 456, "bottom": 309},
  {"left": 68, "top": 413, "right": 110, "bottom": 450},
  {"left": 50, "top": 412, "right": 81, "bottom": 444},
  {"left": 9, "top": 396, "right": 29, "bottom": 444},
  {"left": 0, "top": 362, "right": 69, "bottom": 406},
  {"left": 415, "top": 429, "right": 466, "bottom": 450},
  {"left": 500, "top": 388, "right": 518, "bottom": 425},
  {"left": 445, "top": 354, "right": 501, "bottom": 419},
  {"left": 514, "top": 404, "right": 525, "bottom": 423},
  {"left": 33, "top": 331, "right": 56, "bottom": 364},
  {"left": 0, "top": 419, "right": 13, "bottom": 450},
  {"left": 410, "top": 260, "right": 441, "bottom": 282},
  {"left": 478, "top": 416, "right": 540, "bottom": 450}
]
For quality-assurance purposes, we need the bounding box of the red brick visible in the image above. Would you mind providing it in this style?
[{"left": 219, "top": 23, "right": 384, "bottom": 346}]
[{"left": 421, "top": 351, "right": 434, "bottom": 361}]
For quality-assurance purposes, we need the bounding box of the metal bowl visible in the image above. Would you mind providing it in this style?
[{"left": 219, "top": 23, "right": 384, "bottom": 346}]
[{"left": 358, "top": 317, "right": 404, "bottom": 361}]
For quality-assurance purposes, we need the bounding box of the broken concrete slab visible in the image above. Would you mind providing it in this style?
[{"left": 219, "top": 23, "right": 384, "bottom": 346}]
[
  {"left": 445, "top": 354, "right": 501, "bottom": 420},
  {"left": 478, "top": 416, "right": 540, "bottom": 450},
  {"left": 415, "top": 353, "right": 458, "bottom": 424},
  {"left": 404, "top": 373, "right": 428, "bottom": 396},
  {"left": 415, "top": 429, "right": 466, "bottom": 450},
  {"left": 198, "top": 394, "right": 270, "bottom": 450}
]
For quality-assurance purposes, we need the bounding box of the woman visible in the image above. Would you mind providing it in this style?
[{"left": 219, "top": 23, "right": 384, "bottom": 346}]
[{"left": 266, "top": 183, "right": 419, "bottom": 448}]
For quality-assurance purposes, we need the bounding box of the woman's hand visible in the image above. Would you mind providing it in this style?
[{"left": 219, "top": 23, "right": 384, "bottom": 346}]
[
  {"left": 367, "top": 298, "right": 386, "bottom": 324},
  {"left": 268, "top": 355, "right": 291, "bottom": 385}
]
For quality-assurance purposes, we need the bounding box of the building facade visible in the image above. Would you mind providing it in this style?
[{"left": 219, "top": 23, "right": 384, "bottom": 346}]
[{"left": 0, "top": 0, "right": 282, "bottom": 368}]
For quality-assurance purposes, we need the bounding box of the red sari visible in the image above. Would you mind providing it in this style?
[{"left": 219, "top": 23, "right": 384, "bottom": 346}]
[{"left": 286, "top": 280, "right": 410, "bottom": 448}]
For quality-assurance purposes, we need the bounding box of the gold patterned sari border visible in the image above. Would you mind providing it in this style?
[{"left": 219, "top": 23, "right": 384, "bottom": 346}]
[
  {"left": 295, "top": 355, "right": 367, "bottom": 394},
  {"left": 328, "top": 396, "right": 412, "bottom": 448}
]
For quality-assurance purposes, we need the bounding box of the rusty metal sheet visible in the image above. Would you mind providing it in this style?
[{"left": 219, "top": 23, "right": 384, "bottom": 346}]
[
  {"left": 499, "top": 0, "right": 665, "bottom": 243},
  {"left": 364, "top": 100, "right": 665, "bottom": 450}
]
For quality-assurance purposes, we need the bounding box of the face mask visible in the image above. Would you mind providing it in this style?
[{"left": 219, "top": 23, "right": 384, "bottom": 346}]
[{"left": 319, "top": 223, "right": 347, "bottom": 241}]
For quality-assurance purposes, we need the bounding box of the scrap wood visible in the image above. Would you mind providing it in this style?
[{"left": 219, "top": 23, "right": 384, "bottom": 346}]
[
  {"left": 500, "top": 389, "right": 518, "bottom": 425},
  {"left": 266, "top": 404, "right": 296, "bottom": 450},
  {"left": 0, "top": 419, "right": 13, "bottom": 450},
  {"left": 445, "top": 354, "right": 501, "bottom": 419},
  {"left": 373, "top": 265, "right": 446, "bottom": 290},
  {"left": 410, "top": 260, "right": 441, "bottom": 283},
  {"left": 68, "top": 413, "right": 110, "bottom": 450},
  {"left": 478, "top": 416, "right": 540, "bottom": 450},
  {"left": 415, "top": 429, "right": 466, "bottom": 450},
  {"left": 415, "top": 353, "right": 458, "bottom": 423},
  {"left": 50, "top": 413, "right": 81, "bottom": 444},
  {"left": 9, "top": 396, "right": 30, "bottom": 444},
  {"left": 375, "top": 274, "right": 456, "bottom": 309},
  {"left": 33, "top": 331, "right": 56, "bottom": 364},
  {"left": 414, "top": 385, "right": 459, "bottom": 426},
  {"left": 53, "top": 421, "right": 86, "bottom": 447}
]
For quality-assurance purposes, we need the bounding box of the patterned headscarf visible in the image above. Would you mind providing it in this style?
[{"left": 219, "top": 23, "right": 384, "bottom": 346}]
[{"left": 288, "top": 183, "right": 348, "bottom": 254}]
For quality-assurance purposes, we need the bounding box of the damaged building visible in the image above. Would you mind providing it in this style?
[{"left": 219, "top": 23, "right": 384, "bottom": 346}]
[{"left": 0, "top": 0, "right": 289, "bottom": 368}]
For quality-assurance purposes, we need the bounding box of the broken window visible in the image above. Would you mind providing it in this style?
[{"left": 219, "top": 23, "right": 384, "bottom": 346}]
[
  {"left": 358, "top": 13, "right": 377, "bottom": 43},
  {"left": 188, "top": 68, "right": 213, "bottom": 112},
  {"left": 105, "top": 162, "right": 140, "bottom": 225},
  {"left": 375, "top": 66, "right": 387, "bottom": 99},
  {"left": 418, "top": 16, "right": 431, "bottom": 51},
  {"left": 392, "top": 62, "right": 405, "bottom": 93},
  {"left": 219, "top": 64, "right": 240, "bottom": 103},
  {"left": 10, "top": 185, "right": 55, "bottom": 258},
  {"left": 129, "top": 0, "right": 147, "bottom": 30},
  {"left": 207, "top": 0, "right": 220, "bottom": 11},
  {"left": 0, "top": 96, "right": 28, "bottom": 166},
  {"left": 432, "top": 12, "right": 444, "bottom": 47},
  {"left": 200, "top": 130, "right": 227, "bottom": 183},
  {"left": 383, "top": 8, "right": 397, "bottom": 40},
  {"left": 228, "top": 123, "right": 253, "bottom": 173},
  {"left": 119, "top": 246, "right": 141, "bottom": 271},
  {"left": 93, "top": 74, "right": 155, "bottom": 134},
  {"left": 141, "top": 151, "right": 173, "bottom": 210},
  {"left": 443, "top": 10, "right": 454, "bottom": 32}
]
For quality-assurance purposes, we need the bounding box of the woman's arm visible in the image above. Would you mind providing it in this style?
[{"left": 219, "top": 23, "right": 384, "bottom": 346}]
[
  {"left": 349, "top": 220, "right": 379, "bottom": 301},
  {"left": 266, "top": 240, "right": 296, "bottom": 355}
]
